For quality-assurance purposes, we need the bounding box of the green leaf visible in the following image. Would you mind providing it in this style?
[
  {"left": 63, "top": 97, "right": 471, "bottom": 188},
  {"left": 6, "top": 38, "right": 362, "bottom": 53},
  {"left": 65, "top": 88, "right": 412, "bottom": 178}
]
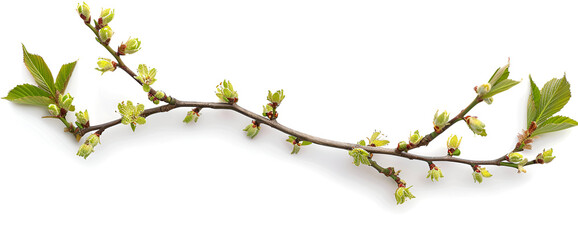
[
  {"left": 55, "top": 61, "right": 77, "bottom": 93},
  {"left": 532, "top": 115, "right": 578, "bottom": 136},
  {"left": 487, "top": 62, "right": 510, "bottom": 86},
  {"left": 485, "top": 79, "right": 520, "bottom": 98},
  {"left": 3, "top": 84, "right": 54, "bottom": 106},
  {"left": 535, "top": 76, "right": 571, "bottom": 125},
  {"left": 301, "top": 141, "right": 312, "bottom": 146},
  {"left": 526, "top": 76, "right": 541, "bottom": 128},
  {"left": 22, "top": 44, "right": 55, "bottom": 96}
]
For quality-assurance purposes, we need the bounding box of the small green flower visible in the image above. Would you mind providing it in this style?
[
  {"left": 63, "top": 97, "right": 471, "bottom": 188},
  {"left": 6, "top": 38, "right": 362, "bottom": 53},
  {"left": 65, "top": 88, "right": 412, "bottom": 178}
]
[
  {"left": 426, "top": 164, "right": 444, "bottom": 182},
  {"left": 98, "top": 8, "right": 115, "bottom": 27},
  {"left": 215, "top": 80, "right": 238, "bottom": 103},
  {"left": 136, "top": 64, "right": 157, "bottom": 92},
  {"left": 348, "top": 148, "right": 370, "bottom": 166},
  {"left": 95, "top": 58, "right": 116, "bottom": 75},
  {"left": 77, "top": 2, "right": 91, "bottom": 23},
  {"left": 465, "top": 116, "right": 487, "bottom": 137},
  {"left": 537, "top": 148, "right": 555, "bottom": 164},
  {"left": 98, "top": 26, "right": 114, "bottom": 44},
  {"left": 76, "top": 133, "right": 100, "bottom": 159},
  {"left": 58, "top": 93, "right": 75, "bottom": 112},
  {"left": 433, "top": 110, "right": 450, "bottom": 133},
  {"left": 119, "top": 37, "right": 141, "bottom": 55},
  {"left": 409, "top": 130, "right": 423, "bottom": 146},
  {"left": 446, "top": 134, "right": 462, "bottom": 156},
  {"left": 472, "top": 165, "right": 492, "bottom": 183},
  {"left": 118, "top": 101, "right": 146, "bottom": 132},
  {"left": 183, "top": 108, "right": 201, "bottom": 123},
  {"left": 395, "top": 185, "right": 415, "bottom": 205},
  {"left": 243, "top": 121, "right": 260, "bottom": 139},
  {"left": 47, "top": 104, "right": 60, "bottom": 116},
  {"left": 75, "top": 110, "right": 90, "bottom": 126}
]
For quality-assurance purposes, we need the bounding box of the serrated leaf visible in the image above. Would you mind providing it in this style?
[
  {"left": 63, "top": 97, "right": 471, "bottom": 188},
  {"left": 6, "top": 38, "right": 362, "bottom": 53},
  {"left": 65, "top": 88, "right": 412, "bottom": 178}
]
[
  {"left": 535, "top": 76, "right": 571, "bottom": 125},
  {"left": 527, "top": 76, "right": 541, "bottom": 128},
  {"left": 22, "top": 44, "right": 55, "bottom": 96},
  {"left": 485, "top": 79, "right": 520, "bottom": 98},
  {"left": 55, "top": 61, "right": 77, "bottom": 93},
  {"left": 3, "top": 84, "right": 54, "bottom": 106},
  {"left": 532, "top": 115, "right": 578, "bottom": 136}
]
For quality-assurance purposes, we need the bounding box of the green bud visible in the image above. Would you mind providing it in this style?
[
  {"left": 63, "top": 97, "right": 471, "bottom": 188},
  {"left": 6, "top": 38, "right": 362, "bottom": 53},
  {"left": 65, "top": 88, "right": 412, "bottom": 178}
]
[
  {"left": 120, "top": 37, "right": 141, "bottom": 55},
  {"left": 473, "top": 166, "right": 492, "bottom": 183},
  {"left": 58, "top": 93, "right": 75, "bottom": 111},
  {"left": 76, "top": 143, "right": 94, "bottom": 159},
  {"left": 483, "top": 97, "right": 494, "bottom": 105},
  {"left": 48, "top": 104, "right": 60, "bottom": 116},
  {"left": 215, "top": 80, "right": 238, "bottom": 103},
  {"left": 154, "top": 91, "right": 165, "bottom": 100},
  {"left": 87, "top": 134, "right": 100, "bottom": 147},
  {"left": 465, "top": 116, "right": 487, "bottom": 137},
  {"left": 446, "top": 134, "right": 462, "bottom": 156},
  {"left": 98, "top": 26, "right": 114, "bottom": 44},
  {"left": 395, "top": 186, "right": 415, "bottom": 205},
  {"left": 99, "top": 8, "right": 115, "bottom": 27},
  {"left": 537, "top": 148, "right": 555, "bottom": 164},
  {"left": 75, "top": 110, "right": 90, "bottom": 126},
  {"left": 77, "top": 2, "right": 91, "bottom": 23},
  {"left": 426, "top": 166, "right": 444, "bottom": 182},
  {"left": 476, "top": 83, "right": 491, "bottom": 96},
  {"left": 243, "top": 121, "right": 261, "bottom": 139},
  {"left": 397, "top": 141, "right": 408, "bottom": 152},
  {"left": 183, "top": 109, "right": 201, "bottom": 123},
  {"left": 348, "top": 148, "right": 370, "bottom": 166},
  {"left": 267, "top": 90, "right": 285, "bottom": 106},
  {"left": 472, "top": 171, "right": 484, "bottom": 183},
  {"left": 433, "top": 110, "right": 450, "bottom": 132},
  {"left": 507, "top": 152, "right": 524, "bottom": 164},
  {"left": 95, "top": 58, "right": 116, "bottom": 75},
  {"left": 409, "top": 130, "right": 422, "bottom": 145}
]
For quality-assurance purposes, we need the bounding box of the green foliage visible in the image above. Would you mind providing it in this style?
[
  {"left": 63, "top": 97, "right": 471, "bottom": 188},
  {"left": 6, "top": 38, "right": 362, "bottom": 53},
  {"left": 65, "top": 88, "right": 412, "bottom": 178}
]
[
  {"left": 215, "top": 80, "right": 238, "bottom": 103},
  {"left": 22, "top": 44, "right": 56, "bottom": 96},
  {"left": 348, "top": 148, "right": 370, "bottom": 166},
  {"left": 243, "top": 122, "right": 260, "bottom": 139},
  {"left": 267, "top": 90, "right": 285, "bottom": 105},
  {"left": 366, "top": 131, "right": 389, "bottom": 147},
  {"left": 55, "top": 61, "right": 78, "bottom": 94},
  {"left": 484, "top": 79, "right": 520, "bottom": 98},
  {"left": 286, "top": 136, "right": 312, "bottom": 154},
  {"left": 3, "top": 84, "right": 53, "bottom": 106},
  {"left": 526, "top": 76, "right": 576, "bottom": 136}
]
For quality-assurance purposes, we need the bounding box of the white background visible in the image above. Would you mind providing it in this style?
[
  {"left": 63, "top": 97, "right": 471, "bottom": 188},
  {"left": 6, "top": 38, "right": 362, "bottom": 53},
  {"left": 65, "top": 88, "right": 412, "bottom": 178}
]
[{"left": 1, "top": 0, "right": 577, "bottom": 239}]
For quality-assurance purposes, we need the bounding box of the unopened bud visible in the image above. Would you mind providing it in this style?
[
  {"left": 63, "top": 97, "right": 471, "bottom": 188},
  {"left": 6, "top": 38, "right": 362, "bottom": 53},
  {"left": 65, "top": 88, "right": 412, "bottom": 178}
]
[
  {"left": 77, "top": 2, "right": 91, "bottom": 23},
  {"left": 395, "top": 186, "right": 415, "bottom": 205},
  {"left": 48, "top": 104, "right": 60, "bottom": 116},
  {"left": 98, "top": 8, "right": 115, "bottom": 27},
  {"left": 154, "top": 91, "right": 165, "bottom": 100},
  {"left": 119, "top": 37, "right": 141, "bottom": 55},
  {"left": 464, "top": 116, "right": 487, "bottom": 137},
  {"left": 98, "top": 26, "right": 114, "bottom": 44},
  {"left": 58, "top": 93, "right": 75, "bottom": 111},
  {"left": 75, "top": 110, "right": 90, "bottom": 126},
  {"left": 426, "top": 165, "right": 444, "bottom": 182},
  {"left": 86, "top": 134, "right": 100, "bottom": 147},
  {"left": 433, "top": 110, "right": 450, "bottom": 132},
  {"left": 446, "top": 134, "right": 462, "bottom": 156},
  {"left": 473, "top": 165, "right": 492, "bottom": 183},
  {"left": 397, "top": 141, "right": 408, "bottom": 152},
  {"left": 76, "top": 143, "right": 94, "bottom": 159},
  {"left": 537, "top": 148, "right": 555, "bottom": 164},
  {"left": 95, "top": 58, "right": 116, "bottom": 75},
  {"left": 409, "top": 130, "right": 422, "bottom": 145},
  {"left": 483, "top": 97, "right": 494, "bottom": 105},
  {"left": 476, "top": 83, "right": 491, "bottom": 96},
  {"left": 243, "top": 121, "right": 261, "bottom": 139},
  {"left": 507, "top": 152, "right": 524, "bottom": 164}
]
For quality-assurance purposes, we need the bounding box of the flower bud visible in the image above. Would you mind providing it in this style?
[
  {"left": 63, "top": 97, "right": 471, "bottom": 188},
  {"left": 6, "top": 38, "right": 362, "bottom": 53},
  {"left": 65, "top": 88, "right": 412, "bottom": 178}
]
[
  {"left": 95, "top": 58, "right": 117, "bottom": 75},
  {"left": 446, "top": 134, "right": 462, "bottom": 156},
  {"left": 267, "top": 90, "right": 285, "bottom": 106},
  {"left": 517, "top": 158, "right": 528, "bottom": 173},
  {"left": 154, "top": 91, "right": 166, "bottom": 100},
  {"left": 395, "top": 186, "right": 415, "bottom": 205},
  {"left": 426, "top": 165, "right": 444, "bottom": 182},
  {"left": 464, "top": 116, "right": 487, "bottom": 137},
  {"left": 75, "top": 110, "right": 90, "bottom": 126},
  {"left": 183, "top": 109, "right": 201, "bottom": 123},
  {"left": 98, "top": 8, "right": 115, "bottom": 27},
  {"left": 118, "top": 37, "right": 141, "bottom": 55},
  {"left": 433, "top": 110, "right": 450, "bottom": 132},
  {"left": 397, "top": 141, "right": 408, "bottom": 152},
  {"left": 243, "top": 121, "right": 261, "bottom": 139},
  {"left": 86, "top": 134, "right": 100, "bottom": 147},
  {"left": 76, "top": 143, "right": 94, "bottom": 159},
  {"left": 77, "top": 2, "right": 91, "bottom": 23},
  {"left": 349, "top": 148, "right": 370, "bottom": 166},
  {"left": 58, "top": 93, "right": 75, "bottom": 111},
  {"left": 536, "top": 148, "right": 555, "bottom": 164},
  {"left": 507, "top": 152, "right": 524, "bottom": 164},
  {"left": 98, "top": 26, "right": 114, "bottom": 44},
  {"left": 476, "top": 83, "right": 491, "bottom": 96},
  {"left": 472, "top": 165, "right": 492, "bottom": 183},
  {"left": 48, "top": 104, "right": 60, "bottom": 116},
  {"left": 483, "top": 97, "right": 494, "bottom": 105},
  {"left": 215, "top": 80, "right": 238, "bottom": 103},
  {"left": 409, "top": 130, "right": 422, "bottom": 145}
]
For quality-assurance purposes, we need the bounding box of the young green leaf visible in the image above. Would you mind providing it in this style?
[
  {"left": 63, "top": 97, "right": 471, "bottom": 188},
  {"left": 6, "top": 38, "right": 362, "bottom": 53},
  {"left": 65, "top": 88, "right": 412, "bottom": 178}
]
[
  {"left": 532, "top": 116, "right": 578, "bottom": 136},
  {"left": 3, "top": 84, "right": 54, "bottom": 106},
  {"left": 55, "top": 61, "right": 78, "bottom": 93},
  {"left": 526, "top": 76, "right": 541, "bottom": 128},
  {"left": 484, "top": 79, "right": 520, "bottom": 98},
  {"left": 22, "top": 44, "right": 56, "bottom": 96},
  {"left": 534, "top": 76, "right": 571, "bottom": 125}
]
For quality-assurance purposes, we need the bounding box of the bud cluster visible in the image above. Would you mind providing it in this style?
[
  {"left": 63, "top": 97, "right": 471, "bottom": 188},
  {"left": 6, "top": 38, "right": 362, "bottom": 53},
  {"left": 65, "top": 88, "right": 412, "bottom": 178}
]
[
  {"left": 472, "top": 165, "right": 492, "bottom": 183},
  {"left": 243, "top": 120, "right": 261, "bottom": 139},
  {"left": 446, "top": 134, "right": 462, "bottom": 156},
  {"left": 183, "top": 108, "right": 201, "bottom": 124},
  {"left": 536, "top": 148, "right": 555, "bottom": 164},
  {"left": 215, "top": 80, "right": 238, "bottom": 103},
  {"left": 348, "top": 148, "right": 371, "bottom": 166},
  {"left": 77, "top": 133, "right": 100, "bottom": 159},
  {"left": 433, "top": 110, "right": 450, "bottom": 133},
  {"left": 286, "top": 136, "right": 312, "bottom": 154},
  {"left": 148, "top": 91, "right": 171, "bottom": 105},
  {"left": 408, "top": 130, "right": 423, "bottom": 147},
  {"left": 118, "top": 37, "right": 141, "bottom": 55},
  {"left": 262, "top": 90, "right": 285, "bottom": 120},
  {"left": 75, "top": 110, "right": 90, "bottom": 128},
  {"left": 426, "top": 163, "right": 444, "bottom": 182},
  {"left": 118, "top": 100, "right": 146, "bottom": 132},
  {"left": 95, "top": 58, "right": 117, "bottom": 75},
  {"left": 76, "top": 2, "right": 91, "bottom": 23},
  {"left": 395, "top": 181, "right": 415, "bottom": 205}
]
